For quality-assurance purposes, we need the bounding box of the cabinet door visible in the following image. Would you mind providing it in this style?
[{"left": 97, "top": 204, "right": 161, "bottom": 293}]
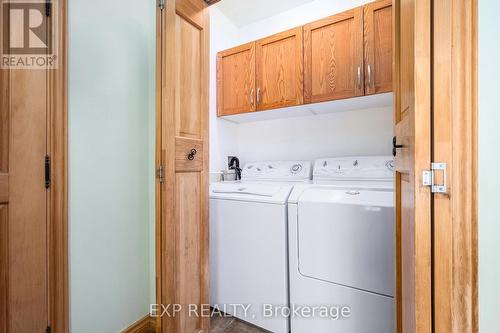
[
  {"left": 364, "top": 0, "right": 393, "bottom": 95},
  {"left": 255, "top": 27, "right": 303, "bottom": 111},
  {"left": 304, "top": 7, "right": 364, "bottom": 103},
  {"left": 217, "top": 42, "right": 255, "bottom": 116}
]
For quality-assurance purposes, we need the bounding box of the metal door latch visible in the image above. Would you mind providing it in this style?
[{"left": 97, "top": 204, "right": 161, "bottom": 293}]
[{"left": 423, "top": 162, "right": 447, "bottom": 193}]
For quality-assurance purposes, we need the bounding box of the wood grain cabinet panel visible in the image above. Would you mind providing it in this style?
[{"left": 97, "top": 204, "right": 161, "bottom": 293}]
[
  {"left": 217, "top": 43, "right": 256, "bottom": 116},
  {"left": 304, "top": 7, "right": 364, "bottom": 103},
  {"left": 364, "top": 0, "right": 393, "bottom": 95},
  {"left": 255, "top": 27, "right": 304, "bottom": 110},
  {"left": 176, "top": 15, "right": 202, "bottom": 139},
  {"left": 216, "top": 2, "right": 393, "bottom": 117}
]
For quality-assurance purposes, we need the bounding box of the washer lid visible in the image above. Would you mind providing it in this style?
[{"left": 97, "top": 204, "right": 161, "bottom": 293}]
[{"left": 210, "top": 182, "right": 294, "bottom": 204}]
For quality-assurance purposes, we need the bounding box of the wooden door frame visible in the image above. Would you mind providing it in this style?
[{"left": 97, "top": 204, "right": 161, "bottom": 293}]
[
  {"left": 47, "top": 0, "right": 69, "bottom": 331},
  {"left": 394, "top": 0, "right": 478, "bottom": 331},
  {"left": 432, "top": 0, "right": 478, "bottom": 331},
  {"left": 0, "top": 0, "right": 68, "bottom": 331}
]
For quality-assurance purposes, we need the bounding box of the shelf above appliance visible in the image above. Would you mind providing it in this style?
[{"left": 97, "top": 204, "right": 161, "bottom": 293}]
[{"left": 220, "top": 93, "right": 393, "bottom": 124}]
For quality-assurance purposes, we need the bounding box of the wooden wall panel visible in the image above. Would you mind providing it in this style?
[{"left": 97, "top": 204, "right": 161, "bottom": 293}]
[
  {"left": 176, "top": 172, "right": 202, "bottom": 333},
  {"left": 8, "top": 64, "right": 48, "bottom": 333},
  {"left": 175, "top": 137, "right": 204, "bottom": 172},
  {"left": 176, "top": 16, "right": 202, "bottom": 139}
]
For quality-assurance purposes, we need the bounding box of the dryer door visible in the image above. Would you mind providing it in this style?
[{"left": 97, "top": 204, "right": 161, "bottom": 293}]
[{"left": 297, "top": 188, "right": 395, "bottom": 296}]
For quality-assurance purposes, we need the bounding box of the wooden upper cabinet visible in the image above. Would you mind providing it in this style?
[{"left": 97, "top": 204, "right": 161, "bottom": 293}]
[
  {"left": 217, "top": 42, "right": 256, "bottom": 116},
  {"left": 255, "top": 27, "right": 304, "bottom": 111},
  {"left": 216, "top": 2, "right": 393, "bottom": 117},
  {"left": 304, "top": 7, "right": 364, "bottom": 104},
  {"left": 364, "top": 0, "right": 393, "bottom": 95}
]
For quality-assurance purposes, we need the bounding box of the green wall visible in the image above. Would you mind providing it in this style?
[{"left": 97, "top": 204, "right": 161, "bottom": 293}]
[
  {"left": 479, "top": 1, "right": 500, "bottom": 331},
  {"left": 69, "top": 0, "right": 156, "bottom": 332}
]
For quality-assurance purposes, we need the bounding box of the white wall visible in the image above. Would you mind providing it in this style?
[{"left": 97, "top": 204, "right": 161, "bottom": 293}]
[
  {"left": 236, "top": 0, "right": 370, "bottom": 45},
  {"left": 479, "top": 1, "right": 500, "bottom": 331},
  {"left": 69, "top": 0, "right": 156, "bottom": 332},
  {"left": 236, "top": 107, "right": 393, "bottom": 166},
  {"left": 209, "top": 0, "right": 393, "bottom": 173},
  {"left": 209, "top": 7, "right": 241, "bottom": 172}
]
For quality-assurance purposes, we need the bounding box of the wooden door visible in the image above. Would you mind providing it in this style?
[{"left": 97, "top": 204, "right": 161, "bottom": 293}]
[
  {"left": 1, "top": 64, "right": 49, "bottom": 333},
  {"left": 255, "top": 27, "right": 303, "bottom": 111},
  {"left": 364, "top": 0, "right": 393, "bottom": 95},
  {"left": 432, "top": 0, "right": 478, "bottom": 332},
  {"left": 304, "top": 7, "right": 364, "bottom": 103},
  {"left": 393, "top": 0, "right": 432, "bottom": 332},
  {"left": 0, "top": 2, "right": 54, "bottom": 331},
  {"left": 157, "top": 0, "right": 209, "bottom": 332},
  {"left": 217, "top": 43, "right": 255, "bottom": 116}
]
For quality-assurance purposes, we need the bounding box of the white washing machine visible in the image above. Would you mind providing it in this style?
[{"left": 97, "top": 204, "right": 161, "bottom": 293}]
[
  {"left": 288, "top": 156, "right": 395, "bottom": 333},
  {"left": 210, "top": 160, "right": 312, "bottom": 333}
]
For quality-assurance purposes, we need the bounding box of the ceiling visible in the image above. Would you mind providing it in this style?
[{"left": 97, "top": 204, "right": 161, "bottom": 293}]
[{"left": 214, "top": 0, "right": 316, "bottom": 27}]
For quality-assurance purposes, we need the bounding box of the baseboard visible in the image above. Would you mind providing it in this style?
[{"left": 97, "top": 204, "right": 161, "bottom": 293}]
[{"left": 122, "top": 315, "right": 156, "bottom": 333}]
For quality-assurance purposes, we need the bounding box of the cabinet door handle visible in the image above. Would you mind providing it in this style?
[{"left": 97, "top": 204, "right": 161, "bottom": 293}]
[
  {"left": 257, "top": 88, "right": 261, "bottom": 105},
  {"left": 187, "top": 148, "right": 197, "bottom": 161},
  {"left": 367, "top": 64, "right": 372, "bottom": 87},
  {"left": 357, "top": 66, "right": 362, "bottom": 89},
  {"left": 249, "top": 88, "right": 254, "bottom": 106}
]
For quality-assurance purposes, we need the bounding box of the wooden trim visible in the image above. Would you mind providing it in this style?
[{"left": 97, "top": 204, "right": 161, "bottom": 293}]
[
  {"left": 412, "top": 0, "right": 433, "bottom": 331},
  {"left": 393, "top": 0, "right": 432, "bottom": 331},
  {"left": 155, "top": 1, "right": 164, "bottom": 333},
  {"left": 392, "top": 2, "right": 401, "bottom": 332},
  {"left": 471, "top": 2, "right": 478, "bottom": 330},
  {"left": 47, "top": 0, "right": 69, "bottom": 331},
  {"left": 122, "top": 315, "right": 157, "bottom": 333},
  {"left": 200, "top": 6, "right": 211, "bottom": 333},
  {"left": 432, "top": 0, "right": 478, "bottom": 331},
  {"left": 204, "top": 0, "right": 220, "bottom": 5}
]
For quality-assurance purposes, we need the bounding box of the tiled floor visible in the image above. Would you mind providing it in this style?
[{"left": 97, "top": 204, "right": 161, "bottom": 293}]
[{"left": 211, "top": 314, "right": 269, "bottom": 333}]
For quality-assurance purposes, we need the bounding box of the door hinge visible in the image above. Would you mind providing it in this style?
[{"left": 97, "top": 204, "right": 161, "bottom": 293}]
[
  {"left": 157, "top": 165, "right": 165, "bottom": 183},
  {"left": 158, "top": 0, "right": 165, "bottom": 10},
  {"left": 422, "top": 162, "right": 447, "bottom": 193},
  {"left": 44, "top": 155, "right": 51, "bottom": 189},
  {"left": 46, "top": 326, "right": 52, "bottom": 333},
  {"left": 45, "top": 0, "right": 51, "bottom": 17}
]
